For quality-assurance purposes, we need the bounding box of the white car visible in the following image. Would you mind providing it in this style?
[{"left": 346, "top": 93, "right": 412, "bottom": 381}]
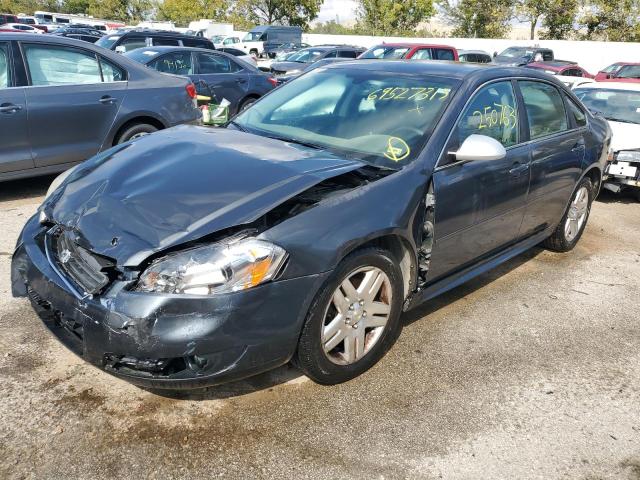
[
  {"left": 211, "top": 35, "right": 241, "bottom": 49},
  {"left": 556, "top": 75, "right": 595, "bottom": 89},
  {"left": 574, "top": 82, "right": 640, "bottom": 200},
  {"left": 2, "top": 23, "right": 43, "bottom": 34}
]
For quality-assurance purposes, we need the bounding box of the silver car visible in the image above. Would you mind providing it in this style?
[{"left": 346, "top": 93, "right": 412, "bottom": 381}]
[{"left": 0, "top": 34, "right": 201, "bottom": 182}]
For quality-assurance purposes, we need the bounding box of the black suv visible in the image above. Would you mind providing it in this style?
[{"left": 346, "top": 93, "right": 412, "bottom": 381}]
[
  {"left": 96, "top": 29, "right": 214, "bottom": 53},
  {"left": 270, "top": 45, "right": 366, "bottom": 76},
  {"left": 51, "top": 24, "right": 105, "bottom": 43}
]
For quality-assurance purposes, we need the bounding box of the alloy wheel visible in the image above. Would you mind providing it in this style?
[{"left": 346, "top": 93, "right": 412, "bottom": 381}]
[
  {"left": 564, "top": 186, "right": 589, "bottom": 242},
  {"left": 322, "top": 266, "right": 392, "bottom": 365}
]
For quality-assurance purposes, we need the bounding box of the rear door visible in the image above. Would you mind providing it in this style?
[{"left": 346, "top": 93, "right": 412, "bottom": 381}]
[
  {"left": 193, "top": 51, "right": 246, "bottom": 112},
  {"left": 0, "top": 41, "right": 33, "bottom": 174},
  {"left": 433, "top": 48, "right": 456, "bottom": 61},
  {"left": 429, "top": 80, "right": 531, "bottom": 280},
  {"left": 22, "top": 42, "right": 128, "bottom": 167},
  {"left": 517, "top": 80, "right": 585, "bottom": 236}
]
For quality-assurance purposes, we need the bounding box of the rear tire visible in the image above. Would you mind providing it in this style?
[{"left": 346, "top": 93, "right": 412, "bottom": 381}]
[
  {"left": 239, "top": 97, "right": 258, "bottom": 112},
  {"left": 294, "top": 247, "right": 404, "bottom": 385},
  {"left": 542, "top": 177, "right": 594, "bottom": 252},
  {"left": 115, "top": 123, "right": 158, "bottom": 144}
]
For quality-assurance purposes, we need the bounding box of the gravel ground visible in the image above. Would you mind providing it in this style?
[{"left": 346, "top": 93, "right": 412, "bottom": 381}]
[{"left": 0, "top": 176, "right": 639, "bottom": 480}]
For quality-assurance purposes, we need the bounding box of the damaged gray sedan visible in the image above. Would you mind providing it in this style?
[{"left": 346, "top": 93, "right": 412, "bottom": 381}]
[{"left": 12, "top": 61, "right": 610, "bottom": 389}]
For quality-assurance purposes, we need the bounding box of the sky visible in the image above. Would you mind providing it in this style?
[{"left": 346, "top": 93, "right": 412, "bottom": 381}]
[{"left": 316, "top": 0, "right": 358, "bottom": 24}]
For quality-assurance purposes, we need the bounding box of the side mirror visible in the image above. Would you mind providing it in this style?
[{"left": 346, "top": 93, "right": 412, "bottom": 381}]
[
  {"left": 451, "top": 134, "right": 507, "bottom": 162},
  {"left": 115, "top": 45, "right": 126, "bottom": 54},
  {"left": 493, "top": 51, "right": 497, "bottom": 58}
]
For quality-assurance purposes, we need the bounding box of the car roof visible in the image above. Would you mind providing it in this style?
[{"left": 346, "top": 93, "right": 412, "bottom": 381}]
[
  {"left": 324, "top": 59, "right": 558, "bottom": 83},
  {"left": 374, "top": 42, "right": 456, "bottom": 49},
  {"left": 574, "top": 82, "right": 640, "bottom": 92}
]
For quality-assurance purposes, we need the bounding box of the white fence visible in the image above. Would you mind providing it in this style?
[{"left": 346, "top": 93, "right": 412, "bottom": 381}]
[{"left": 300, "top": 33, "right": 640, "bottom": 74}]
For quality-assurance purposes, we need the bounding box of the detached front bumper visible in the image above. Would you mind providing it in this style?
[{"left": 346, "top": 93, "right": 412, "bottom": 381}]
[
  {"left": 603, "top": 153, "right": 640, "bottom": 193},
  {"left": 12, "top": 215, "right": 329, "bottom": 389}
]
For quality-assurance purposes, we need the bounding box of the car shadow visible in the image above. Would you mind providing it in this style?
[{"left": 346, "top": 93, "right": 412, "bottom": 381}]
[
  {"left": 0, "top": 175, "right": 56, "bottom": 203},
  {"left": 148, "top": 247, "right": 544, "bottom": 401},
  {"left": 596, "top": 189, "right": 639, "bottom": 204}
]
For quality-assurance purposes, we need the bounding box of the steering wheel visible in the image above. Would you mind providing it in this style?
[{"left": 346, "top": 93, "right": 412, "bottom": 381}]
[{"left": 389, "top": 126, "right": 422, "bottom": 139}]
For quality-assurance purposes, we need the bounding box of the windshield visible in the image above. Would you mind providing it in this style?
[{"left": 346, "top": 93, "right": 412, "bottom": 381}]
[
  {"left": 234, "top": 68, "right": 457, "bottom": 169},
  {"left": 602, "top": 63, "right": 622, "bottom": 73},
  {"left": 285, "top": 49, "right": 325, "bottom": 63},
  {"left": 96, "top": 35, "right": 119, "bottom": 49},
  {"left": 498, "top": 47, "right": 533, "bottom": 59},
  {"left": 574, "top": 88, "right": 640, "bottom": 124},
  {"left": 360, "top": 46, "right": 410, "bottom": 59},
  {"left": 243, "top": 32, "right": 263, "bottom": 42}
]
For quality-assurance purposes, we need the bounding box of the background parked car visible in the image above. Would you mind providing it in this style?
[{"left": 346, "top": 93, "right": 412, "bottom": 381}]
[
  {"left": 17, "top": 16, "right": 48, "bottom": 32},
  {"left": 493, "top": 46, "right": 554, "bottom": 66},
  {"left": 0, "top": 34, "right": 201, "bottom": 182},
  {"left": 270, "top": 45, "right": 365, "bottom": 76},
  {"left": 239, "top": 25, "right": 302, "bottom": 58},
  {"left": 217, "top": 46, "right": 257, "bottom": 67},
  {"left": 267, "top": 41, "right": 310, "bottom": 59},
  {"left": 211, "top": 35, "right": 241, "bottom": 49},
  {"left": 595, "top": 62, "right": 640, "bottom": 82},
  {"left": 458, "top": 49, "right": 492, "bottom": 63},
  {"left": 96, "top": 29, "right": 214, "bottom": 53},
  {"left": 274, "top": 57, "right": 352, "bottom": 85},
  {"left": 0, "top": 13, "right": 18, "bottom": 25},
  {"left": 526, "top": 60, "right": 593, "bottom": 78},
  {"left": 574, "top": 82, "right": 640, "bottom": 201},
  {"left": 51, "top": 25, "right": 105, "bottom": 43},
  {"left": 0, "top": 23, "right": 43, "bottom": 34},
  {"left": 359, "top": 43, "right": 458, "bottom": 61},
  {"left": 126, "top": 46, "right": 277, "bottom": 114}
]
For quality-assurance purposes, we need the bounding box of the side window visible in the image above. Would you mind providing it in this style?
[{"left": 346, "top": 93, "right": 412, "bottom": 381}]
[
  {"left": 197, "top": 53, "right": 233, "bottom": 74},
  {"left": 519, "top": 81, "right": 568, "bottom": 139},
  {"left": 99, "top": 57, "right": 126, "bottom": 82},
  {"left": 435, "top": 48, "right": 455, "bottom": 61},
  {"left": 566, "top": 96, "right": 587, "bottom": 127},
  {"left": 542, "top": 51, "right": 553, "bottom": 61},
  {"left": 338, "top": 50, "right": 357, "bottom": 58},
  {"left": 24, "top": 44, "right": 102, "bottom": 85},
  {"left": 149, "top": 52, "right": 193, "bottom": 75},
  {"left": 182, "top": 38, "right": 209, "bottom": 48},
  {"left": 455, "top": 81, "right": 519, "bottom": 149},
  {"left": 412, "top": 49, "right": 432, "bottom": 60},
  {"left": 324, "top": 50, "right": 337, "bottom": 58},
  {"left": 0, "top": 43, "right": 10, "bottom": 88},
  {"left": 120, "top": 37, "right": 146, "bottom": 52},
  {"left": 153, "top": 37, "right": 180, "bottom": 47},
  {"left": 223, "top": 37, "right": 234, "bottom": 45}
]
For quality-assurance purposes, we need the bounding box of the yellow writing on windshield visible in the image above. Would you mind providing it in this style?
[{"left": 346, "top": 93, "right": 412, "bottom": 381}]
[
  {"left": 472, "top": 103, "right": 517, "bottom": 130},
  {"left": 384, "top": 137, "right": 410, "bottom": 162},
  {"left": 368, "top": 87, "right": 451, "bottom": 102}
]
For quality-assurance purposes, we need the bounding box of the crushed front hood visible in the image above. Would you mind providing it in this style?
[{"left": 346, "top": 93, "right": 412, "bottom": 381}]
[
  {"left": 46, "top": 126, "right": 363, "bottom": 266},
  {"left": 608, "top": 120, "right": 640, "bottom": 152}
]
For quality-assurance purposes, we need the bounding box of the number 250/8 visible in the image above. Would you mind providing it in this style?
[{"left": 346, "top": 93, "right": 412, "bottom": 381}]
[{"left": 473, "top": 103, "right": 517, "bottom": 130}]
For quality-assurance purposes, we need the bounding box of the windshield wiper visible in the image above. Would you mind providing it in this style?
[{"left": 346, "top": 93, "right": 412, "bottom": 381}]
[
  {"left": 227, "top": 120, "right": 246, "bottom": 132},
  {"left": 264, "top": 134, "right": 325, "bottom": 150},
  {"left": 604, "top": 116, "right": 639, "bottom": 124}
]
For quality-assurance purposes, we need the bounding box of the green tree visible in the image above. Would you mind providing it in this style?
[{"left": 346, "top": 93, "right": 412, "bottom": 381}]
[
  {"left": 62, "top": 0, "right": 90, "bottom": 15},
  {"left": 540, "top": 0, "right": 578, "bottom": 40},
  {"left": 309, "top": 20, "right": 357, "bottom": 35},
  {"left": 441, "top": 0, "right": 515, "bottom": 38},
  {"left": 232, "top": 0, "right": 323, "bottom": 29},
  {"left": 157, "top": 0, "right": 227, "bottom": 26},
  {"left": 578, "top": 0, "right": 640, "bottom": 41},
  {"left": 355, "top": 0, "right": 435, "bottom": 35},
  {"left": 515, "top": 0, "right": 547, "bottom": 39},
  {"left": 88, "top": 0, "right": 128, "bottom": 21}
]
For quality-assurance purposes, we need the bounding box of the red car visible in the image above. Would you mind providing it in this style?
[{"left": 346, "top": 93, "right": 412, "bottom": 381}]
[
  {"left": 359, "top": 43, "right": 458, "bottom": 61},
  {"left": 595, "top": 62, "right": 640, "bottom": 83},
  {"left": 526, "top": 61, "right": 593, "bottom": 78}
]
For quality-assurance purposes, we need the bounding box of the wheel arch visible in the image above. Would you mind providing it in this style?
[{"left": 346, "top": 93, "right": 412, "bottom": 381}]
[
  {"left": 583, "top": 165, "right": 603, "bottom": 192},
  {"left": 107, "top": 114, "right": 169, "bottom": 147}
]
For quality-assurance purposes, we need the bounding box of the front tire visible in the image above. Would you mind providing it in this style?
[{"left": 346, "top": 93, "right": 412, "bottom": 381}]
[
  {"left": 543, "top": 177, "right": 594, "bottom": 252},
  {"left": 295, "top": 247, "right": 404, "bottom": 385}
]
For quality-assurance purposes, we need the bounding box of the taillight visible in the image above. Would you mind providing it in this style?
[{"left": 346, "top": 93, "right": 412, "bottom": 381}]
[
  {"left": 185, "top": 83, "right": 197, "bottom": 99},
  {"left": 267, "top": 77, "right": 278, "bottom": 88}
]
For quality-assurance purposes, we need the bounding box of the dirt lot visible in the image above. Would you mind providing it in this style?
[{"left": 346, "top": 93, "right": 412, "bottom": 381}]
[{"left": 0, "top": 176, "right": 638, "bottom": 480}]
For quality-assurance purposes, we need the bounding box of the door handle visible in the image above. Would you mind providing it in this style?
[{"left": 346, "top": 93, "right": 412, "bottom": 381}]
[
  {"left": 509, "top": 163, "right": 529, "bottom": 177},
  {"left": 0, "top": 103, "right": 22, "bottom": 113},
  {"left": 99, "top": 96, "right": 116, "bottom": 105},
  {"left": 571, "top": 141, "right": 585, "bottom": 152}
]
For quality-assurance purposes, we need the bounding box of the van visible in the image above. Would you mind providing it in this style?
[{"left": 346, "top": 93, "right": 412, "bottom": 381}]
[{"left": 239, "top": 25, "right": 302, "bottom": 57}]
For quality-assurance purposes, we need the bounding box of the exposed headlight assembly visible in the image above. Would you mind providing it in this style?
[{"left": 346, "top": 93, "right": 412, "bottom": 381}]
[
  {"left": 136, "top": 237, "right": 288, "bottom": 295},
  {"left": 616, "top": 150, "right": 640, "bottom": 162}
]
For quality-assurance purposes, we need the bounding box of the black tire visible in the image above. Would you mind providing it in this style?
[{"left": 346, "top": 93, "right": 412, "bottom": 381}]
[
  {"left": 542, "top": 177, "right": 594, "bottom": 252},
  {"left": 115, "top": 123, "right": 158, "bottom": 144},
  {"left": 294, "top": 247, "right": 404, "bottom": 385},
  {"left": 634, "top": 188, "right": 640, "bottom": 203},
  {"left": 239, "top": 97, "right": 258, "bottom": 112}
]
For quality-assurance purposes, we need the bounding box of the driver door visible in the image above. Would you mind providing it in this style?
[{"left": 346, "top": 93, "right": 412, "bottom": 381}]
[{"left": 428, "top": 80, "right": 531, "bottom": 281}]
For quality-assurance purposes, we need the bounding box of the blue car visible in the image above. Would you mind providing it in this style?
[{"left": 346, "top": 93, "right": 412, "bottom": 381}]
[
  {"left": 12, "top": 61, "right": 610, "bottom": 389},
  {"left": 126, "top": 46, "right": 277, "bottom": 114}
]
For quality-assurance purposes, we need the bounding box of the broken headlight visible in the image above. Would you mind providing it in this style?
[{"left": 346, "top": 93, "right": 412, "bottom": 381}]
[
  {"left": 616, "top": 150, "right": 640, "bottom": 163},
  {"left": 136, "top": 238, "right": 287, "bottom": 295}
]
